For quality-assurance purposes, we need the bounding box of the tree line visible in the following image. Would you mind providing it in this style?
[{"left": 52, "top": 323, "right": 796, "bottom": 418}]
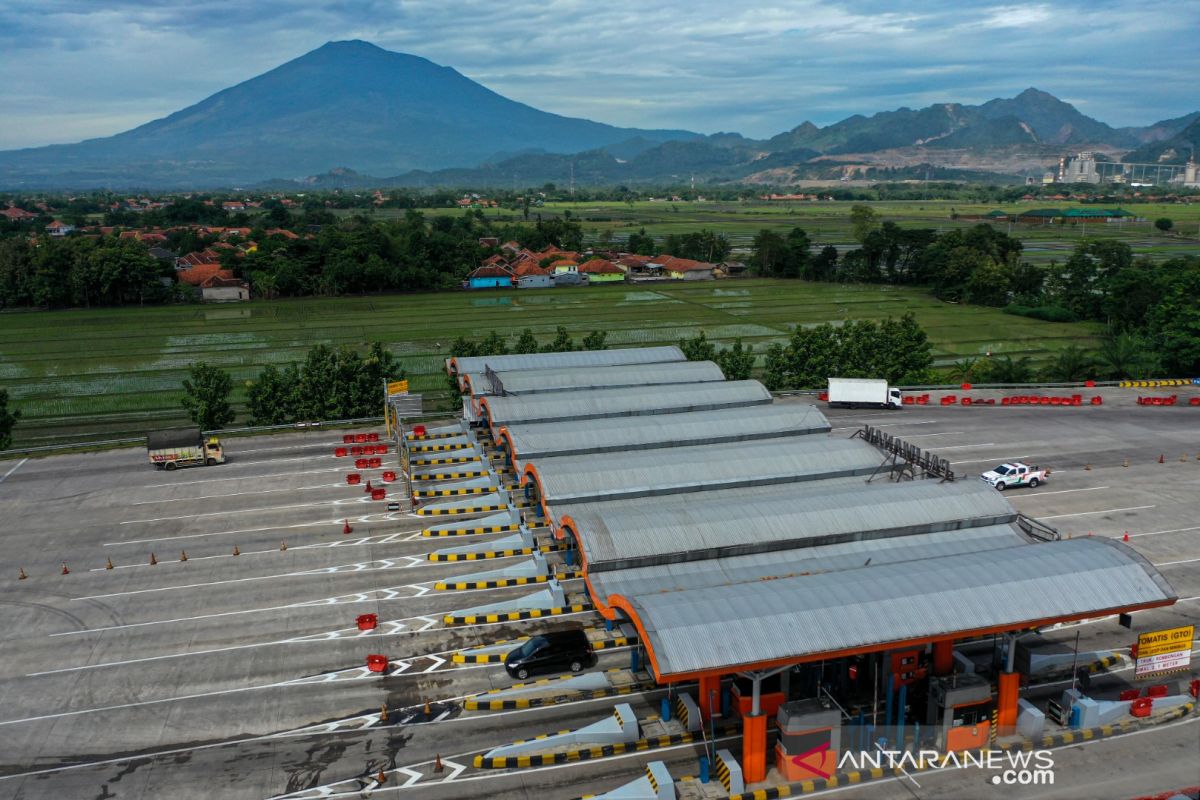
[{"left": 179, "top": 342, "right": 404, "bottom": 430}]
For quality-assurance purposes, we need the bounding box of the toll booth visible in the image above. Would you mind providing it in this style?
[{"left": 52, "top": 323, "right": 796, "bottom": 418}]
[
  {"left": 926, "top": 672, "right": 992, "bottom": 752},
  {"left": 775, "top": 699, "right": 841, "bottom": 782},
  {"left": 732, "top": 672, "right": 786, "bottom": 719}
]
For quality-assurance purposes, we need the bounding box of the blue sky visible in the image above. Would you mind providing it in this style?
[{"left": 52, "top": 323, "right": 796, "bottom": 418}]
[{"left": 1, "top": 0, "right": 1197, "bottom": 150}]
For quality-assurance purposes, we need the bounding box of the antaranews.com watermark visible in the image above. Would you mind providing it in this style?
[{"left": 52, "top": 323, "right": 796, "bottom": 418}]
[{"left": 838, "top": 748, "right": 1055, "bottom": 786}]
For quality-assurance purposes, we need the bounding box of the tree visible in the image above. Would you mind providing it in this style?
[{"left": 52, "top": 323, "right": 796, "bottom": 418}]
[
  {"left": 246, "top": 364, "right": 300, "bottom": 425},
  {"left": 948, "top": 357, "right": 978, "bottom": 383},
  {"left": 181, "top": 362, "right": 236, "bottom": 430},
  {"left": 749, "top": 230, "right": 790, "bottom": 278},
  {"left": 543, "top": 326, "right": 576, "bottom": 353},
  {"left": 478, "top": 331, "right": 509, "bottom": 356},
  {"left": 976, "top": 354, "right": 1034, "bottom": 384},
  {"left": 717, "top": 339, "right": 755, "bottom": 380},
  {"left": 0, "top": 388, "right": 19, "bottom": 449},
  {"left": 581, "top": 330, "right": 608, "bottom": 350},
  {"left": 849, "top": 204, "right": 879, "bottom": 244},
  {"left": 1154, "top": 218, "right": 1173, "bottom": 234},
  {"left": 679, "top": 331, "right": 717, "bottom": 362},
  {"left": 1040, "top": 345, "right": 1095, "bottom": 382},
  {"left": 512, "top": 328, "right": 539, "bottom": 354},
  {"left": 1096, "top": 331, "right": 1157, "bottom": 380}
]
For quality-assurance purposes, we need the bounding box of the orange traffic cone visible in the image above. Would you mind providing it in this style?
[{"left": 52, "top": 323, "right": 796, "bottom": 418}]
[
  {"left": 18, "top": 567, "right": 28, "bottom": 580},
  {"left": 106, "top": 556, "right": 114, "bottom": 570},
  {"left": 1084, "top": 463, "right": 1092, "bottom": 471},
  {"left": 280, "top": 540, "right": 287, "bottom": 551},
  {"left": 380, "top": 704, "right": 388, "bottom": 723},
  {"left": 1158, "top": 454, "right": 1165, "bottom": 464},
  {"left": 232, "top": 545, "right": 240, "bottom": 556},
  {"left": 179, "top": 551, "right": 188, "bottom": 562},
  {"left": 434, "top": 753, "right": 443, "bottom": 773},
  {"left": 376, "top": 770, "right": 387, "bottom": 785},
  {"left": 424, "top": 700, "right": 431, "bottom": 719},
  {"left": 61, "top": 562, "right": 70, "bottom": 575},
  {"left": 149, "top": 552, "right": 158, "bottom": 565},
  {"left": 365, "top": 480, "right": 373, "bottom": 493},
  {"left": 1123, "top": 532, "right": 1130, "bottom": 542},
  {"left": 343, "top": 519, "right": 353, "bottom": 535}
]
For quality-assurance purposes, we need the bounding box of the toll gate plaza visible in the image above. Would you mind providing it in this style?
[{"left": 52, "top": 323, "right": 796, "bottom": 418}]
[{"left": 0, "top": 345, "right": 1198, "bottom": 800}]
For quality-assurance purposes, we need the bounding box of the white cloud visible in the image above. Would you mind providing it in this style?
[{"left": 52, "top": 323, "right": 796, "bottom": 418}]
[{"left": 0, "top": 0, "right": 1195, "bottom": 149}]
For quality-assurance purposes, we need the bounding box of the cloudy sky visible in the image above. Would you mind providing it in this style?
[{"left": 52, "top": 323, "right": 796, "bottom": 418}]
[{"left": 1, "top": 0, "right": 1197, "bottom": 150}]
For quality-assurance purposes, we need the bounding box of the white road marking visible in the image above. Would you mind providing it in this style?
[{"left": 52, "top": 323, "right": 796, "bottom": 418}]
[
  {"left": 933, "top": 443, "right": 996, "bottom": 450},
  {"left": 72, "top": 556, "right": 429, "bottom": 601},
  {"left": 0, "top": 457, "right": 28, "bottom": 484},
  {"left": 1010, "top": 486, "right": 1110, "bottom": 497},
  {"left": 1039, "top": 505, "right": 1156, "bottom": 520},
  {"left": 831, "top": 420, "right": 939, "bottom": 431},
  {"left": 1155, "top": 556, "right": 1200, "bottom": 567},
  {"left": 900, "top": 431, "right": 965, "bottom": 437},
  {"left": 92, "top": 530, "right": 428, "bottom": 569},
  {"left": 121, "top": 495, "right": 378, "bottom": 524},
  {"left": 1129, "top": 525, "right": 1200, "bottom": 538},
  {"left": 143, "top": 466, "right": 344, "bottom": 488},
  {"left": 950, "top": 455, "right": 1031, "bottom": 465},
  {"left": 127, "top": 482, "right": 345, "bottom": 505}
]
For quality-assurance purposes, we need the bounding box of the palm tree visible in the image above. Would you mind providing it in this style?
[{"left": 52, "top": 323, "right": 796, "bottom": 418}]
[
  {"left": 1096, "top": 332, "right": 1156, "bottom": 379},
  {"left": 948, "top": 357, "right": 978, "bottom": 383},
  {"left": 1041, "top": 345, "right": 1095, "bottom": 382},
  {"left": 981, "top": 354, "right": 1034, "bottom": 384}
]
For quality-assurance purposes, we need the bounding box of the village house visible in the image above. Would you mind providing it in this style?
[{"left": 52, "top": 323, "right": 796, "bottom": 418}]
[
  {"left": 200, "top": 274, "right": 250, "bottom": 302},
  {"left": 577, "top": 258, "right": 625, "bottom": 283}
]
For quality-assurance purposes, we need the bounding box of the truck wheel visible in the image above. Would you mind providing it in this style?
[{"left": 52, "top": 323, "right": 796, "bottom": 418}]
[
  {"left": 994, "top": 481, "right": 1005, "bottom": 491},
  {"left": 164, "top": 462, "right": 177, "bottom": 471},
  {"left": 206, "top": 458, "right": 216, "bottom": 466},
  {"left": 1029, "top": 478, "right": 1040, "bottom": 488},
  {"left": 154, "top": 463, "right": 164, "bottom": 471}
]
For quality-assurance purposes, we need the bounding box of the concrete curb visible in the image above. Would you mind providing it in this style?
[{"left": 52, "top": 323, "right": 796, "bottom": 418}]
[
  {"left": 474, "top": 724, "right": 737, "bottom": 769},
  {"left": 442, "top": 602, "right": 593, "bottom": 626},
  {"left": 428, "top": 543, "right": 566, "bottom": 562}
]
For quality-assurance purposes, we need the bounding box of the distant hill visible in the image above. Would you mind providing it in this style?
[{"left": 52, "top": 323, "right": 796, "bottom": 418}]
[
  {"left": 0, "top": 40, "right": 696, "bottom": 189},
  {"left": 0, "top": 41, "right": 1193, "bottom": 190},
  {"left": 1122, "top": 118, "right": 1200, "bottom": 165}
]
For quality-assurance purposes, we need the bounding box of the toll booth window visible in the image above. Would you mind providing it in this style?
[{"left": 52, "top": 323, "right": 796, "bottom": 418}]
[{"left": 954, "top": 706, "right": 989, "bottom": 727}]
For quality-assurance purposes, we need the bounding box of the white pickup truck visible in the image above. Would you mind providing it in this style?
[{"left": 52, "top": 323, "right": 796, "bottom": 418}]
[{"left": 980, "top": 462, "right": 1048, "bottom": 491}]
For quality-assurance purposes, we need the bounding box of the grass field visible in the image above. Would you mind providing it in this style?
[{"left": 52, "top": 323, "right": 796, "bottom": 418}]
[
  {"left": 0, "top": 279, "right": 1103, "bottom": 447},
  {"left": 367, "top": 199, "right": 1200, "bottom": 265}
]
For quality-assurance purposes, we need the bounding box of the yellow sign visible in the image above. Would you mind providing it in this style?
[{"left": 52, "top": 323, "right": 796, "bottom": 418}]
[
  {"left": 387, "top": 380, "right": 409, "bottom": 395},
  {"left": 1137, "top": 625, "right": 1194, "bottom": 658}
]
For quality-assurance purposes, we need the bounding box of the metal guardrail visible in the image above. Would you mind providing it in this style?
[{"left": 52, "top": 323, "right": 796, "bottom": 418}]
[
  {"left": 0, "top": 412, "right": 451, "bottom": 458},
  {"left": 774, "top": 378, "right": 1199, "bottom": 396},
  {"left": 1017, "top": 514, "right": 1061, "bottom": 542}
]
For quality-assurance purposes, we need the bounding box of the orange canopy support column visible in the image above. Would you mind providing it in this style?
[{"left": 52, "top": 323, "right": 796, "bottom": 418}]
[
  {"left": 742, "top": 712, "right": 768, "bottom": 784},
  {"left": 933, "top": 640, "right": 954, "bottom": 676},
  {"left": 698, "top": 674, "right": 722, "bottom": 721},
  {"left": 997, "top": 671, "right": 1020, "bottom": 736}
]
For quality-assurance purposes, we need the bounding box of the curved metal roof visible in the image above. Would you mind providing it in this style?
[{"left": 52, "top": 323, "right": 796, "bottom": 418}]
[
  {"left": 500, "top": 404, "right": 830, "bottom": 470},
  {"left": 617, "top": 538, "right": 1176, "bottom": 680},
  {"left": 588, "top": 524, "right": 1028, "bottom": 609},
  {"left": 565, "top": 479, "right": 1016, "bottom": 571},
  {"left": 525, "top": 435, "right": 880, "bottom": 509},
  {"left": 481, "top": 380, "right": 771, "bottom": 431},
  {"left": 463, "top": 360, "right": 726, "bottom": 399},
  {"left": 449, "top": 345, "right": 685, "bottom": 382}
]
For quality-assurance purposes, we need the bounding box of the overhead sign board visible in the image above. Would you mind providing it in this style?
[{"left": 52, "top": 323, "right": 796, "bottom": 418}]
[
  {"left": 1137, "top": 625, "right": 1194, "bottom": 659},
  {"left": 387, "top": 379, "right": 409, "bottom": 395},
  {"left": 1135, "top": 625, "right": 1193, "bottom": 678}
]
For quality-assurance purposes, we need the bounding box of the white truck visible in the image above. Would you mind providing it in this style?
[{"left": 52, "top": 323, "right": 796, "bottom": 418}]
[
  {"left": 826, "top": 378, "right": 903, "bottom": 409},
  {"left": 980, "top": 462, "right": 1048, "bottom": 491},
  {"left": 147, "top": 427, "right": 225, "bottom": 470}
]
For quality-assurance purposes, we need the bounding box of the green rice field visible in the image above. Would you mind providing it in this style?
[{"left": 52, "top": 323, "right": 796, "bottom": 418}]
[{"left": 0, "top": 279, "right": 1103, "bottom": 447}]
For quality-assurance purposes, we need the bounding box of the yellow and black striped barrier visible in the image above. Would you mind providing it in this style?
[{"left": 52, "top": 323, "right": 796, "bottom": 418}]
[
  {"left": 409, "top": 455, "right": 481, "bottom": 467},
  {"left": 465, "top": 681, "right": 655, "bottom": 711},
  {"left": 428, "top": 543, "right": 568, "bottom": 562},
  {"left": 473, "top": 728, "right": 711, "bottom": 769},
  {"left": 416, "top": 502, "right": 507, "bottom": 517},
  {"left": 435, "top": 574, "right": 551, "bottom": 591},
  {"left": 408, "top": 442, "right": 474, "bottom": 453},
  {"left": 413, "top": 469, "right": 490, "bottom": 480},
  {"left": 646, "top": 763, "right": 660, "bottom": 794},
  {"left": 451, "top": 636, "right": 525, "bottom": 663},
  {"left": 1119, "top": 379, "right": 1194, "bottom": 388},
  {"left": 422, "top": 522, "right": 520, "bottom": 538},
  {"left": 589, "top": 635, "right": 634, "bottom": 651},
  {"left": 443, "top": 602, "right": 593, "bottom": 626},
  {"left": 715, "top": 752, "right": 733, "bottom": 792},
  {"left": 674, "top": 694, "right": 690, "bottom": 731},
  {"left": 413, "top": 485, "right": 494, "bottom": 498}
]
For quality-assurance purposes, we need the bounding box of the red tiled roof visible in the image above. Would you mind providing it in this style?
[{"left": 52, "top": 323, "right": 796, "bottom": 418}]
[
  {"left": 2, "top": 207, "right": 37, "bottom": 220},
  {"left": 549, "top": 259, "right": 578, "bottom": 268},
  {"left": 177, "top": 249, "right": 223, "bottom": 268},
  {"left": 656, "top": 255, "right": 714, "bottom": 272},
  {"left": 578, "top": 258, "right": 622, "bottom": 274},
  {"left": 512, "top": 261, "right": 549, "bottom": 277},
  {"left": 468, "top": 264, "right": 514, "bottom": 279},
  {"left": 482, "top": 254, "right": 509, "bottom": 266},
  {"left": 178, "top": 265, "right": 234, "bottom": 286},
  {"left": 201, "top": 274, "right": 247, "bottom": 289}
]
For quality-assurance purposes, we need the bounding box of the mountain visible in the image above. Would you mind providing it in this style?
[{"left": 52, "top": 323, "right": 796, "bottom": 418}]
[
  {"left": 975, "top": 88, "right": 1135, "bottom": 146},
  {"left": 1119, "top": 112, "right": 1200, "bottom": 145},
  {"left": 0, "top": 40, "right": 696, "bottom": 189},
  {"left": 1122, "top": 118, "right": 1200, "bottom": 164}
]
